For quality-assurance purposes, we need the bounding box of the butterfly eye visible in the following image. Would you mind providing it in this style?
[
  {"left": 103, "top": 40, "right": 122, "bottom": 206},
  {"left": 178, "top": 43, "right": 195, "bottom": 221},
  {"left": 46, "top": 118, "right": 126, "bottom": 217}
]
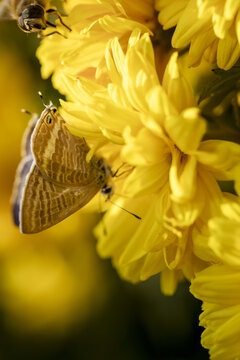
[{"left": 46, "top": 115, "right": 53, "bottom": 125}]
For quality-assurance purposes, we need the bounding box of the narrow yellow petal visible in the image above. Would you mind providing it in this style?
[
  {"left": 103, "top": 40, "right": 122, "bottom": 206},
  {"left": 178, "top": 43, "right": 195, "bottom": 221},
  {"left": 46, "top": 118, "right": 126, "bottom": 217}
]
[
  {"left": 160, "top": 268, "right": 182, "bottom": 295},
  {"left": 217, "top": 33, "right": 240, "bottom": 70},
  {"left": 212, "top": 12, "right": 229, "bottom": 39},
  {"left": 169, "top": 149, "right": 197, "bottom": 203},
  {"left": 190, "top": 265, "right": 240, "bottom": 306},
  {"left": 224, "top": 0, "right": 240, "bottom": 20},
  {"left": 188, "top": 29, "right": 216, "bottom": 67},
  {"left": 209, "top": 218, "right": 240, "bottom": 267},
  {"left": 172, "top": 0, "right": 212, "bottom": 48},
  {"left": 122, "top": 162, "right": 169, "bottom": 198},
  {"left": 194, "top": 140, "right": 240, "bottom": 180},
  {"left": 122, "top": 127, "right": 168, "bottom": 166},
  {"left": 140, "top": 252, "right": 165, "bottom": 281},
  {"left": 156, "top": 0, "right": 188, "bottom": 29},
  {"left": 165, "top": 108, "right": 206, "bottom": 153},
  {"left": 162, "top": 52, "right": 196, "bottom": 111}
]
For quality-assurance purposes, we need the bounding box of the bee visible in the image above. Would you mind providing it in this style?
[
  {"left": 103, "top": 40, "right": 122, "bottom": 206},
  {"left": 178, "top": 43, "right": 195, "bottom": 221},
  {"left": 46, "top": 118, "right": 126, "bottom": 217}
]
[{"left": 0, "top": 0, "right": 71, "bottom": 35}]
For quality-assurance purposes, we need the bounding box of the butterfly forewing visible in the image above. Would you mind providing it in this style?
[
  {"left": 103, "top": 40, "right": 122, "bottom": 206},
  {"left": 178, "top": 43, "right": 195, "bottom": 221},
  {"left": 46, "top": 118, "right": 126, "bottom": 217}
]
[
  {"left": 31, "top": 108, "right": 103, "bottom": 187},
  {"left": 21, "top": 113, "right": 38, "bottom": 157},
  {"left": 12, "top": 156, "right": 34, "bottom": 226},
  {"left": 11, "top": 113, "right": 38, "bottom": 226}
]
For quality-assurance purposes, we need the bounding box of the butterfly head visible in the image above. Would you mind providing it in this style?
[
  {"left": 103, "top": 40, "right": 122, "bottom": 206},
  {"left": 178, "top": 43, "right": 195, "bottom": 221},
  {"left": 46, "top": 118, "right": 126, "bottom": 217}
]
[
  {"left": 37, "top": 93, "right": 58, "bottom": 127},
  {"left": 101, "top": 183, "right": 114, "bottom": 200},
  {"left": 41, "top": 105, "right": 58, "bottom": 128}
]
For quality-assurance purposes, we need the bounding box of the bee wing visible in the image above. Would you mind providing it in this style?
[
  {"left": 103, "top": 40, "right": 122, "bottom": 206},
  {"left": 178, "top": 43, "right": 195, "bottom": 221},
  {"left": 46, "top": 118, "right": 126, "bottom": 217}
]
[
  {"left": 0, "top": 0, "right": 16, "bottom": 19},
  {"left": 19, "top": 163, "right": 101, "bottom": 233}
]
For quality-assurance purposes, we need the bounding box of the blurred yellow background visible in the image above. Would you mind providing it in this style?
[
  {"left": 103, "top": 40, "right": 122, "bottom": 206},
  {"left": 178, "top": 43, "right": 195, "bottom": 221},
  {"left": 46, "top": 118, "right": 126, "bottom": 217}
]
[{"left": 0, "top": 20, "right": 208, "bottom": 360}]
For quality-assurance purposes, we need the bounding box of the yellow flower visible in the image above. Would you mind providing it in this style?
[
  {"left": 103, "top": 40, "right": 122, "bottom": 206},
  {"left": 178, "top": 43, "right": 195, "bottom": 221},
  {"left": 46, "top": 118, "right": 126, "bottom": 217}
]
[
  {"left": 190, "top": 198, "right": 240, "bottom": 359},
  {"left": 53, "top": 31, "right": 240, "bottom": 292},
  {"left": 190, "top": 264, "right": 240, "bottom": 359},
  {"left": 36, "top": 0, "right": 157, "bottom": 83},
  {"left": 34, "top": 1, "right": 240, "bottom": 355},
  {"left": 207, "top": 197, "right": 240, "bottom": 267},
  {"left": 155, "top": 0, "right": 240, "bottom": 69}
]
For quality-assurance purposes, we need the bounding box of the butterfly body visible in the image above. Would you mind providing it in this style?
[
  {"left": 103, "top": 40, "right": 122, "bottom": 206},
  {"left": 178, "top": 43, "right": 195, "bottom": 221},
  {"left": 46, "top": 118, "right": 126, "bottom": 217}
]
[{"left": 11, "top": 105, "right": 112, "bottom": 233}]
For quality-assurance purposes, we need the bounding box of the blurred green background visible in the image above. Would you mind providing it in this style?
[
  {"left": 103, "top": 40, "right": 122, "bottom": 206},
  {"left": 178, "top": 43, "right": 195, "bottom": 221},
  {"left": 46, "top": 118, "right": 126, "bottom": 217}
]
[{"left": 0, "top": 19, "right": 208, "bottom": 360}]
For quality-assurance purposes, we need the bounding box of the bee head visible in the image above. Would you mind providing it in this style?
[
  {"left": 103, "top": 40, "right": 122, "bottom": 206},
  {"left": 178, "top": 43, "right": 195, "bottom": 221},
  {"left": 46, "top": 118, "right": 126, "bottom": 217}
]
[{"left": 18, "top": 4, "right": 46, "bottom": 32}]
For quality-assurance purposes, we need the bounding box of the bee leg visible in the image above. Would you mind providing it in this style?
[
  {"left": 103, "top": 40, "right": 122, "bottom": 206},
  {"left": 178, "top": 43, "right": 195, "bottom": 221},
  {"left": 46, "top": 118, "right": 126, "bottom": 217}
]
[
  {"left": 38, "top": 30, "right": 67, "bottom": 38},
  {"left": 47, "top": 8, "right": 66, "bottom": 16},
  {"left": 46, "top": 8, "right": 71, "bottom": 31}
]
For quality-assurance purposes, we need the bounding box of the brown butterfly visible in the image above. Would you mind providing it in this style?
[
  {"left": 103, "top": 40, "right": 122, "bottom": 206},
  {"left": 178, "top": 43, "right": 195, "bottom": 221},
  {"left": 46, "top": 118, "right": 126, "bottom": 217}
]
[
  {"left": 0, "top": 0, "right": 71, "bottom": 35},
  {"left": 11, "top": 102, "right": 113, "bottom": 233}
]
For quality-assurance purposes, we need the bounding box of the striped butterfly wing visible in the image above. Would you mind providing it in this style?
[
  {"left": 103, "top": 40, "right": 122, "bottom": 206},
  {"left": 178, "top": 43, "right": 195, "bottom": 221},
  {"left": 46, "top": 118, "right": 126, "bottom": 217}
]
[
  {"left": 11, "top": 114, "right": 39, "bottom": 226},
  {"left": 20, "top": 163, "right": 101, "bottom": 233},
  {"left": 11, "top": 106, "right": 109, "bottom": 233},
  {"left": 21, "top": 113, "right": 39, "bottom": 157},
  {"left": 31, "top": 107, "right": 101, "bottom": 187},
  {"left": 12, "top": 155, "right": 33, "bottom": 227}
]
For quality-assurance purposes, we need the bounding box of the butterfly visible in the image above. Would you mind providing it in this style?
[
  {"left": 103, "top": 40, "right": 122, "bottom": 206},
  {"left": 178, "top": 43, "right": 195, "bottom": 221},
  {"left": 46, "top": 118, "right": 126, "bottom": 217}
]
[
  {"left": 0, "top": 0, "right": 71, "bottom": 35},
  {"left": 11, "top": 102, "right": 113, "bottom": 233}
]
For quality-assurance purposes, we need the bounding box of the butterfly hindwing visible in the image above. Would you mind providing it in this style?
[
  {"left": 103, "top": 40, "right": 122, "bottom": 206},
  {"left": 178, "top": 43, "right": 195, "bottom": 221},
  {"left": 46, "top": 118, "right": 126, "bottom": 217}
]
[{"left": 20, "top": 163, "right": 101, "bottom": 233}]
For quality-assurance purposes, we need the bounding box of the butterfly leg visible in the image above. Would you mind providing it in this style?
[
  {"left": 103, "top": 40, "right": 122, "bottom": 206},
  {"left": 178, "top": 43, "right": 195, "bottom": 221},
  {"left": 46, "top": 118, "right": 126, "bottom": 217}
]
[{"left": 112, "top": 163, "right": 134, "bottom": 178}]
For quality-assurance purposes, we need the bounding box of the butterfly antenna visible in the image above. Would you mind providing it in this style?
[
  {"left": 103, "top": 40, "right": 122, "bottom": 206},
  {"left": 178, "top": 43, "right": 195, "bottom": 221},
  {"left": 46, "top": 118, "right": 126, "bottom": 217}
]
[
  {"left": 108, "top": 199, "right": 141, "bottom": 220},
  {"left": 38, "top": 91, "right": 48, "bottom": 107},
  {"left": 21, "top": 109, "right": 32, "bottom": 115}
]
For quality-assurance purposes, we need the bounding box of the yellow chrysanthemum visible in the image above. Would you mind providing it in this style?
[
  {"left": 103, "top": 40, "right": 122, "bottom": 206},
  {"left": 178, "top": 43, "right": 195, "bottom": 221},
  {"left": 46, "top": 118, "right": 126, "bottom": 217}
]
[
  {"left": 207, "top": 197, "right": 240, "bottom": 267},
  {"left": 36, "top": 0, "right": 159, "bottom": 83},
  {"left": 191, "top": 264, "right": 240, "bottom": 359},
  {"left": 34, "top": 1, "right": 240, "bottom": 356},
  {"left": 190, "top": 198, "right": 240, "bottom": 359},
  {"left": 51, "top": 31, "right": 240, "bottom": 293},
  {"left": 155, "top": 0, "right": 240, "bottom": 69}
]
